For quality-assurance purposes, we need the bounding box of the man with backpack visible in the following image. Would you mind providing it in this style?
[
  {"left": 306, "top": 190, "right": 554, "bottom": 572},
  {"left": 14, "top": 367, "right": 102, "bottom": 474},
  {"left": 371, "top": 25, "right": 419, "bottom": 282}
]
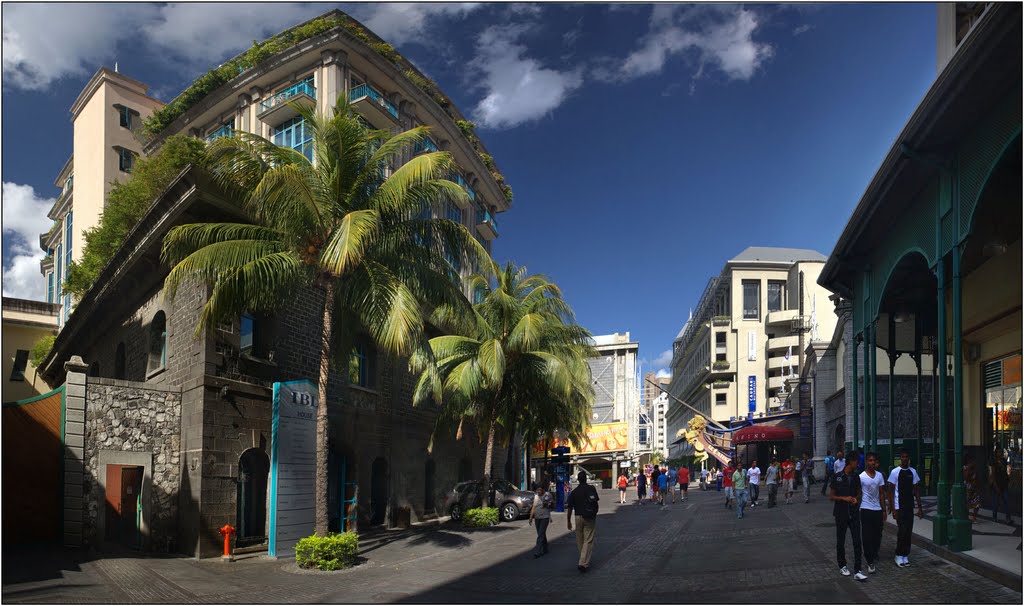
[{"left": 567, "top": 471, "right": 600, "bottom": 573}]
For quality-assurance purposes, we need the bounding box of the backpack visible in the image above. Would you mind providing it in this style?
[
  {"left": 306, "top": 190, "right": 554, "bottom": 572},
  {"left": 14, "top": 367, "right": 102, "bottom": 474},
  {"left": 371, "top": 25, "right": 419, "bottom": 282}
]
[{"left": 580, "top": 485, "right": 599, "bottom": 519}]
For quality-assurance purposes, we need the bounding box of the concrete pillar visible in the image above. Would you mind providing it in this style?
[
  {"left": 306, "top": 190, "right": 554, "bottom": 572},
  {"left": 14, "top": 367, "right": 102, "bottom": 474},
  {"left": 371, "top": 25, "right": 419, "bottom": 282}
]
[{"left": 63, "top": 355, "right": 88, "bottom": 547}]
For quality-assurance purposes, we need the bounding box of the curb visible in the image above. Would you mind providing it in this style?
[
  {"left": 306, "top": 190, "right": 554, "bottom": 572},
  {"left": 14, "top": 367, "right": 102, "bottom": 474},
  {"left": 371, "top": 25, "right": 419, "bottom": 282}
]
[{"left": 883, "top": 523, "right": 1022, "bottom": 590}]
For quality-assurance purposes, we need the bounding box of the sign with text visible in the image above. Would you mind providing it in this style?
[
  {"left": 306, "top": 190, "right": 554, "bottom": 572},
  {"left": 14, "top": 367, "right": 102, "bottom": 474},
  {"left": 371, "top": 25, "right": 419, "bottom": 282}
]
[
  {"left": 529, "top": 422, "right": 629, "bottom": 457},
  {"left": 269, "top": 380, "right": 318, "bottom": 558},
  {"left": 748, "top": 376, "right": 757, "bottom": 413}
]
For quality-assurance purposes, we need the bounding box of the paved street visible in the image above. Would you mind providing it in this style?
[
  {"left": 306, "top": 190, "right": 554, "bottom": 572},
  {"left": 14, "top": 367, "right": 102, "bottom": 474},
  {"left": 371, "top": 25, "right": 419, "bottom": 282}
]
[{"left": 4, "top": 486, "right": 1021, "bottom": 604}]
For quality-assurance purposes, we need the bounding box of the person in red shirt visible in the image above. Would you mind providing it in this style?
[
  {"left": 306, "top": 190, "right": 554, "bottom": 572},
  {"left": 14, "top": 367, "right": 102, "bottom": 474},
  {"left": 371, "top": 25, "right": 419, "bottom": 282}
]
[
  {"left": 723, "top": 461, "right": 736, "bottom": 509},
  {"left": 782, "top": 457, "right": 797, "bottom": 504},
  {"left": 678, "top": 467, "right": 690, "bottom": 501},
  {"left": 617, "top": 471, "right": 628, "bottom": 504}
]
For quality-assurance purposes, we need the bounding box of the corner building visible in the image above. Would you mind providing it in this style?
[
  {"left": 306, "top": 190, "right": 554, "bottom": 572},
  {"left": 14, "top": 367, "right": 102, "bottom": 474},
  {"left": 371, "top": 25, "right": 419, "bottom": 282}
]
[
  {"left": 35, "top": 11, "right": 513, "bottom": 558},
  {"left": 666, "top": 247, "right": 837, "bottom": 461}
]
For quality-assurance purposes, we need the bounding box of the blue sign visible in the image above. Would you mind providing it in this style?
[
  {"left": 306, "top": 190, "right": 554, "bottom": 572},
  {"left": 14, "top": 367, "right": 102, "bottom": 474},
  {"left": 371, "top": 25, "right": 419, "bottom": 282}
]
[
  {"left": 269, "top": 380, "right": 318, "bottom": 558},
  {"left": 748, "top": 376, "right": 757, "bottom": 413}
]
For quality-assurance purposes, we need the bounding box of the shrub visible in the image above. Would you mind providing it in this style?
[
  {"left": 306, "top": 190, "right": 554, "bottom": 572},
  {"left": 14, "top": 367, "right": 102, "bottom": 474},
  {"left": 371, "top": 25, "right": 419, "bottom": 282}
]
[
  {"left": 294, "top": 532, "right": 359, "bottom": 571},
  {"left": 30, "top": 335, "right": 56, "bottom": 368},
  {"left": 63, "top": 135, "right": 207, "bottom": 299},
  {"left": 463, "top": 507, "right": 499, "bottom": 528}
]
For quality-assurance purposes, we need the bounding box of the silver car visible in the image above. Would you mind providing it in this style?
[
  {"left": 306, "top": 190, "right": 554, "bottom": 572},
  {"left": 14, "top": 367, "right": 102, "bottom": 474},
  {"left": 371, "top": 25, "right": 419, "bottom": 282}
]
[{"left": 444, "top": 478, "right": 536, "bottom": 523}]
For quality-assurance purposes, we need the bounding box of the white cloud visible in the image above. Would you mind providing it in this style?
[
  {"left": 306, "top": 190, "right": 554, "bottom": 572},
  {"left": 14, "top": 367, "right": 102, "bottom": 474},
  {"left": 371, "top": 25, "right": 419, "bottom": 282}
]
[
  {"left": 2, "top": 3, "right": 483, "bottom": 92},
  {"left": 342, "top": 3, "right": 481, "bottom": 46},
  {"left": 2, "top": 182, "right": 54, "bottom": 301},
  {"left": 470, "top": 26, "right": 583, "bottom": 129},
  {"left": 793, "top": 24, "right": 813, "bottom": 36},
  {"left": 2, "top": 4, "right": 158, "bottom": 90},
  {"left": 615, "top": 5, "right": 773, "bottom": 85},
  {"left": 655, "top": 368, "right": 672, "bottom": 379},
  {"left": 652, "top": 349, "right": 673, "bottom": 368}
]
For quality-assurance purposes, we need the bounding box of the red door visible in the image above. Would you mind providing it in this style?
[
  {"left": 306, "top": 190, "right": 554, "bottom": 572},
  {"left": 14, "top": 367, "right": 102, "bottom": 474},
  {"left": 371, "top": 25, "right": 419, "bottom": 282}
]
[{"left": 105, "top": 465, "right": 143, "bottom": 546}]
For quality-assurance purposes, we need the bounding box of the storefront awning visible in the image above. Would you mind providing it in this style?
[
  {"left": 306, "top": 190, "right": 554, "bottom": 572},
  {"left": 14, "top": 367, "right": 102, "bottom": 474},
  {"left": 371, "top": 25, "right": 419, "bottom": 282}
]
[{"left": 732, "top": 425, "right": 793, "bottom": 444}]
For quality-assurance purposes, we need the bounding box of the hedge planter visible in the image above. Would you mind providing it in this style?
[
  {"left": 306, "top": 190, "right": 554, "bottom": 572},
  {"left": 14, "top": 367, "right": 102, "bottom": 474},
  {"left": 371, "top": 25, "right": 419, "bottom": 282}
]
[
  {"left": 462, "top": 507, "right": 499, "bottom": 528},
  {"left": 295, "top": 532, "right": 359, "bottom": 571}
]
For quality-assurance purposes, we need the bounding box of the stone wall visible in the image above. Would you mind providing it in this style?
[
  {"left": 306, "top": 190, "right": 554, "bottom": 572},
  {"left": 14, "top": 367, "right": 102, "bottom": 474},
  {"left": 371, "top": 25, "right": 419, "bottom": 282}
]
[{"left": 81, "top": 377, "right": 182, "bottom": 552}]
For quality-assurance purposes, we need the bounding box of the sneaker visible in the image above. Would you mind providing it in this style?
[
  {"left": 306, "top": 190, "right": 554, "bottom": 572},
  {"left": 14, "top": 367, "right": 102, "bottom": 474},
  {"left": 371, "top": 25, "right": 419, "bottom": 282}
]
[
  {"left": 867, "top": 563, "right": 876, "bottom": 574},
  {"left": 902, "top": 558, "right": 911, "bottom": 567},
  {"left": 854, "top": 571, "right": 867, "bottom": 581},
  {"left": 839, "top": 566, "right": 851, "bottom": 576},
  {"left": 895, "top": 556, "right": 903, "bottom": 567}
]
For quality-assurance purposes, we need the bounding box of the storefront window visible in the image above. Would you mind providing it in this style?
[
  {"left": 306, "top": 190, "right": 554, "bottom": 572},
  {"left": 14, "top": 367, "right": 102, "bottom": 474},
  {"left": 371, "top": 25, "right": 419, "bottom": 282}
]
[{"left": 984, "top": 354, "right": 1022, "bottom": 492}]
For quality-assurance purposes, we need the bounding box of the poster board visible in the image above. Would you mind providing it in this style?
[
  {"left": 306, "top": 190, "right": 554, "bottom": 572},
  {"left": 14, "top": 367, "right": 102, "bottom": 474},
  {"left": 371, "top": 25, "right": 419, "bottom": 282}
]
[{"left": 268, "top": 380, "right": 318, "bottom": 558}]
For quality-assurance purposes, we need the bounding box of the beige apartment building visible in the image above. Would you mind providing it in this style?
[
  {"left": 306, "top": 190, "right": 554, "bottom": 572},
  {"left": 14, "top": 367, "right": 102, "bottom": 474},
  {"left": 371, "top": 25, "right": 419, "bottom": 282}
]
[
  {"left": 39, "top": 70, "right": 164, "bottom": 328},
  {"left": 666, "top": 247, "right": 838, "bottom": 453},
  {"left": 2, "top": 297, "right": 60, "bottom": 402}
]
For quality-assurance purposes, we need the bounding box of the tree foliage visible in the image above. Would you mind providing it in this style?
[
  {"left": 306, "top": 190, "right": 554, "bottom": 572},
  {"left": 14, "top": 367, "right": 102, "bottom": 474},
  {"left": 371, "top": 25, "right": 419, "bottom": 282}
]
[
  {"left": 411, "top": 262, "right": 595, "bottom": 479},
  {"left": 63, "top": 135, "right": 207, "bottom": 299},
  {"left": 30, "top": 334, "right": 56, "bottom": 368}
]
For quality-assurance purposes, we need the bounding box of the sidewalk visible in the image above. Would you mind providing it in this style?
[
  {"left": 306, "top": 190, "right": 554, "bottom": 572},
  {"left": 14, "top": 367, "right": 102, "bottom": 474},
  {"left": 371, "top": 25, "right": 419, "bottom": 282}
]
[{"left": 885, "top": 495, "right": 1022, "bottom": 588}]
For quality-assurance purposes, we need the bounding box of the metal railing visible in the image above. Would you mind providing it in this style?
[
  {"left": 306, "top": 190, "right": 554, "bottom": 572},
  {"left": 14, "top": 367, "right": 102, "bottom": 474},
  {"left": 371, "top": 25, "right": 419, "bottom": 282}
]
[
  {"left": 349, "top": 83, "right": 398, "bottom": 120},
  {"left": 476, "top": 205, "right": 499, "bottom": 233},
  {"left": 205, "top": 124, "right": 234, "bottom": 142},
  {"left": 260, "top": 80, "right": 316, "bottom": 113},
  {"left": 450, "top": 172, "right": 476, "bottom": 202},
  {"left": 413, "top": 136, "right": 439, "bottom": 155}
]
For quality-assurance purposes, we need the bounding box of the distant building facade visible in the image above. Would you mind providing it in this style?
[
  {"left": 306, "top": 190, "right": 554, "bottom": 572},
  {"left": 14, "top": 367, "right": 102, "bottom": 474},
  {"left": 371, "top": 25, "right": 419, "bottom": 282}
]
[{"left": 2, "top": 297, "right": 60, "bottom": 402}]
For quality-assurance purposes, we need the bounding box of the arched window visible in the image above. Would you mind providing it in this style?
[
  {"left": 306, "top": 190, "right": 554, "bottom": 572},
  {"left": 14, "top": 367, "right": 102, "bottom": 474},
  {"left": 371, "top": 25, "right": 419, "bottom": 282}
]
[
  {"left": 114, "top": 342, "right": 126, "bottom": 380},
  {"left": 349, "top": 337, "right": 375, "bottom": 389},
  {"left": 147, "top": 311, "right": 167, "bottom": 373},
  {"left": 89, "top": 362, "right": 100, "bottom": 377}
]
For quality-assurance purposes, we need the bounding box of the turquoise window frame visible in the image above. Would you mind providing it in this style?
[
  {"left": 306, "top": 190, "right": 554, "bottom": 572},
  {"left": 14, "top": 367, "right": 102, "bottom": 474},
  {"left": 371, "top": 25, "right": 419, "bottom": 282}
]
[
  {"left": 272, "top": 116, "right": 313, "bottom": 162},
  {"left": 46, "top": 271, "right": 54, "bottom": 303},
  {"left": 349, "top": 343, "right": 368, "bottom": 387}
]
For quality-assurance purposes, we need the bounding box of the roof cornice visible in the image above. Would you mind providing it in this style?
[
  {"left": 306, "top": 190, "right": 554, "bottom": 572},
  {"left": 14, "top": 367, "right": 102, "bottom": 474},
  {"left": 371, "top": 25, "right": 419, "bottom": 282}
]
[{"left": 70, "top": 67, "right": 162, "bottom": 121}]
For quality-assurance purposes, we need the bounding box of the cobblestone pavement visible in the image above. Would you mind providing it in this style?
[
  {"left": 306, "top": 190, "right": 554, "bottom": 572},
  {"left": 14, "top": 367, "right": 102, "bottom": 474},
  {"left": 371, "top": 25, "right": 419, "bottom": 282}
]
[{"left": 3, "top": 486, "right": 1021, "bottom": 604}]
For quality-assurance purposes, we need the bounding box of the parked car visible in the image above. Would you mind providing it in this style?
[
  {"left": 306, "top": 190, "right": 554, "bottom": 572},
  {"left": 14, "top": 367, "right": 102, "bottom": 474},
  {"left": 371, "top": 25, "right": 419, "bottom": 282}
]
[{"left": 443, "top": 478, "right": 535, "bottom": 523}]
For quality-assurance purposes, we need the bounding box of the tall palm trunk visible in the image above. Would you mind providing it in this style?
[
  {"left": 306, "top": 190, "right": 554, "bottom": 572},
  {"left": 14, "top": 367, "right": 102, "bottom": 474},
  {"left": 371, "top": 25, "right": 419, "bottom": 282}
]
[
  {"left": 483, "top": 413, "right": 497, "bottom": 507},
  {"left": 315, "top": 279, "right": 335, "bottom": 536}
]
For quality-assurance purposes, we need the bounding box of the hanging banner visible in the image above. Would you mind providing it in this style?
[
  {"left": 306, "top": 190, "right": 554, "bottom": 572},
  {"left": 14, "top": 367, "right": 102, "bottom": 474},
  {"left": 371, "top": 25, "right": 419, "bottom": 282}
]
[
  {"left": 268, "top": 380, "right": 318, "bottom": 558},
  {"left": 529, "top": 422, "right": 629, "bottom": 457},
  {"left": 748, "top": 376, "right": 757, "bottom": 413}
]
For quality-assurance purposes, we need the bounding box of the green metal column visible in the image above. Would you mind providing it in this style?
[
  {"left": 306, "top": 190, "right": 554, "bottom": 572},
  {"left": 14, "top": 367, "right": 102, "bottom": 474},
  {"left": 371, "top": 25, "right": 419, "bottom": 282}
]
[
  {"left": 949, "top": 246, "right": 972, "bottom": 551},
  {"left": 915, "top": 313, "right": 923, "bottom": 473},
  {"left": 869, "top": 321, "right": 878, "bottom": 455},
  {"left": 889, "top": 313, "right": 898, "bottom": 466},
  {"left": 934, "top": 259, "right": 950, "bottom": 545},
  {"left": 852, "top": 334, "right": 859, "bottom": 452}
]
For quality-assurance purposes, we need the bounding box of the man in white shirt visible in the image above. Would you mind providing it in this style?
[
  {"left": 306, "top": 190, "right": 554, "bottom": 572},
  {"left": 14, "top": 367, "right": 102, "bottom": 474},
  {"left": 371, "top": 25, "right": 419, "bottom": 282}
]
[
  {"left": 834, "top": 449, "right": 846, "bottom": 475},
  {"left": 887, "top": 448, "right": 924, "bottom": 567},
  {"left": 859, "top": 451, "right": 887, "bottom": 573},
  {"left": 748, "top": 461, "right": 761, "bottom": 507}
]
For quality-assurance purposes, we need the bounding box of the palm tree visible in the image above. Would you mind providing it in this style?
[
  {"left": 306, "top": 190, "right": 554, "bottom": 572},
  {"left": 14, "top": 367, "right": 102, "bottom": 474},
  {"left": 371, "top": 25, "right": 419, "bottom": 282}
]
[
  {"left": 162, "top": 95, "right": 489, "bottom": 536},
  {"left": 411, "top": 262, "right": 595, "bottom": 489}
]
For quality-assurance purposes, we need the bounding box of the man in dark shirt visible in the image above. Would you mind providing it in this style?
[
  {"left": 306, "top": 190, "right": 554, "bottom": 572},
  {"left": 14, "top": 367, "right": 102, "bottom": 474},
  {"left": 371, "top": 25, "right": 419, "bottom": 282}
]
[
  {"left": 566, "top": 471, "right": 599, "bottom": 573},
  {"left": 830, "top": 451, "right": 867, "bottom": 581}
]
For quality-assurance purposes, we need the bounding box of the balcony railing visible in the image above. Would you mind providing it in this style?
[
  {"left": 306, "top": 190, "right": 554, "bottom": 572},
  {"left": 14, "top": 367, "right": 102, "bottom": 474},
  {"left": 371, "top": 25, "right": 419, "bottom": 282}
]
[
  {"left": 206, "top": 124, "right": 234, "bottom": 142},
  {"left": 413, "top": 136, "right": 439, "bottom": 156},
  {"left": 261, "top": 81, "right": 317, "bottom": 113},
  {"left": 450, "top": 172, "right": 476, "bottom": 202},
  {"left": 349, "top": 83, "right": 398, "bottom": 120},
  {"left": 476, "top": 205, "right": 499, "bottom": 236}
]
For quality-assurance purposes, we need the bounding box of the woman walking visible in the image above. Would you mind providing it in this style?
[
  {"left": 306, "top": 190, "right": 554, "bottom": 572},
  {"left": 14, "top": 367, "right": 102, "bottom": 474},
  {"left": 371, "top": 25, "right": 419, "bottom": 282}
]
[
  {"left": 617, "top": 470, "right": 629, "bottom": 504},
  {"left": 529, "top": 484, "right": 554, "bottom": 558}
]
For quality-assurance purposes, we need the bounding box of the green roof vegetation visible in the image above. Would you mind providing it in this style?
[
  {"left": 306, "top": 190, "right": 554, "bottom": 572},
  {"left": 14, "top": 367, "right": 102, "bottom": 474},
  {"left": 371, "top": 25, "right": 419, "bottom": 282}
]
[
  {"left": 63, "top": 135, "right": 207, "bottom": 299},
  {"left": 142, "top": 11, "right": 512, "bottom": 205}
]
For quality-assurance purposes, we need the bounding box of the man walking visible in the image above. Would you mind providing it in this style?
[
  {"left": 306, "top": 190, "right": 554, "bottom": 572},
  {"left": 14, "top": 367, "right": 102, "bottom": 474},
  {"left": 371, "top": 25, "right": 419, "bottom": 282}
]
[
  {"left": 830, "top": 451, "right": 867, "bottom": 581},
  {"left": 782, "top": 457, "right": 796, "bottom": 504},
  {"left": 801, "top": 452, "right": 815, "bottom": 503},
  {"left": 723, "top": 460, "right": 736, "bottom": 508},
  {"left": 859, "top": 452, "right": 887, "bottom": 573},
  {"left": 566, "top": 471, "right": 599, "bottom": 573},
  {"left": 748, "top": 460, "right": 761, "bottom": 507},
  {"left": 529, "top": 483, "right": 554, "bottom": 558},
  {"left": 887, "top": 448, "right": 924, "bottom": 568},
  {"left": 699, "top": 467, "right": 708, "bottom": 491},
  {"left": 834, "top": 450, "right": 846, "bottom": 476},
  {"left": 765, "top": 459, "right": 780, "bottom": 507},
  {"left": 822, "top": 450, "right": 835, "bottom": 496},
  {"left": 636, "top": 469, "right": 647, "bottom": 505},
  {"left": 650, "top": 465, "right": 661, "bottom": 504},
  {"left": 679, "top": 466, "right": 690, "bottom": 501},
  {"left": 657, "top": 468, "right": 669, "bottom": 506},
  {"left": 666, "top": 466, "right": 678, "bottom": 504},
  {"left": 732, "top": 462, "right": 748, "bottom": 519}
]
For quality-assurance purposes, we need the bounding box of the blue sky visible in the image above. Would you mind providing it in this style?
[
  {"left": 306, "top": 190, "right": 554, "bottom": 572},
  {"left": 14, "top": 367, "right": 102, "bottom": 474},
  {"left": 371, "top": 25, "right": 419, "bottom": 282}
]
[{"left": 1, "top": 3, "right": 938, "bottom": 376}]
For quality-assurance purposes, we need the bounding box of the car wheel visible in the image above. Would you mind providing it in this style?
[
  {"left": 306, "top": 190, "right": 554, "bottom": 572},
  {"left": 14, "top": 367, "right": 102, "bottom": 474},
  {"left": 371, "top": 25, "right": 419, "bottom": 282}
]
[
  {"left": 501, "top": 502, "right": 519, "bottom": 523},
  {"left": 450, "top": 503, "right": 463, "bottom": 521}
]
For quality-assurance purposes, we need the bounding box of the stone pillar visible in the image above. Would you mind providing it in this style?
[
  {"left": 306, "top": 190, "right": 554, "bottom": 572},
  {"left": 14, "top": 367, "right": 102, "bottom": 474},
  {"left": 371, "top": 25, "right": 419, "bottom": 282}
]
[{"left": 63, "top": 355, "right": 88, "bottom": 547}]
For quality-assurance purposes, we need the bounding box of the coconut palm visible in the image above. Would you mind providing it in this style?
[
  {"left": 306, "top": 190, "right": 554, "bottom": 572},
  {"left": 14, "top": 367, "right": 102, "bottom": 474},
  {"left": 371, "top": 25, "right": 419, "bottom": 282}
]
[
  {"left": 162, "top": 95, "right": 489, "bottom": 536},
  {"left": 411, "top": 262, "right": 595, "bottom": 487}
]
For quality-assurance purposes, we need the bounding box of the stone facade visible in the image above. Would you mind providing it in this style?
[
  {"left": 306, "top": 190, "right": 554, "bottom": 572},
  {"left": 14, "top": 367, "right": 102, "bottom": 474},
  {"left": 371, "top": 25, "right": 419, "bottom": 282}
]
[{"left": 80, "top": 377, "right": 182, "bottom": 552}]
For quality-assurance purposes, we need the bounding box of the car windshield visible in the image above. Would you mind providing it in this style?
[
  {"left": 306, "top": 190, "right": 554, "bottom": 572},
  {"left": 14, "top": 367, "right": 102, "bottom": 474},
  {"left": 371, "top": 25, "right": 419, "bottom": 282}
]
[{"left": 491, "top": 479, "right": 513, "bottom": 492}]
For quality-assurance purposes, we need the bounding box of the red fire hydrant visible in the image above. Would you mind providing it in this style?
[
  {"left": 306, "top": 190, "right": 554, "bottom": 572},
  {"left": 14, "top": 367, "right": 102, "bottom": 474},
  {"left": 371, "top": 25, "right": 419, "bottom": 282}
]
[{"left": 219, "top": 524, "right": 236, "bottom": 561}]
